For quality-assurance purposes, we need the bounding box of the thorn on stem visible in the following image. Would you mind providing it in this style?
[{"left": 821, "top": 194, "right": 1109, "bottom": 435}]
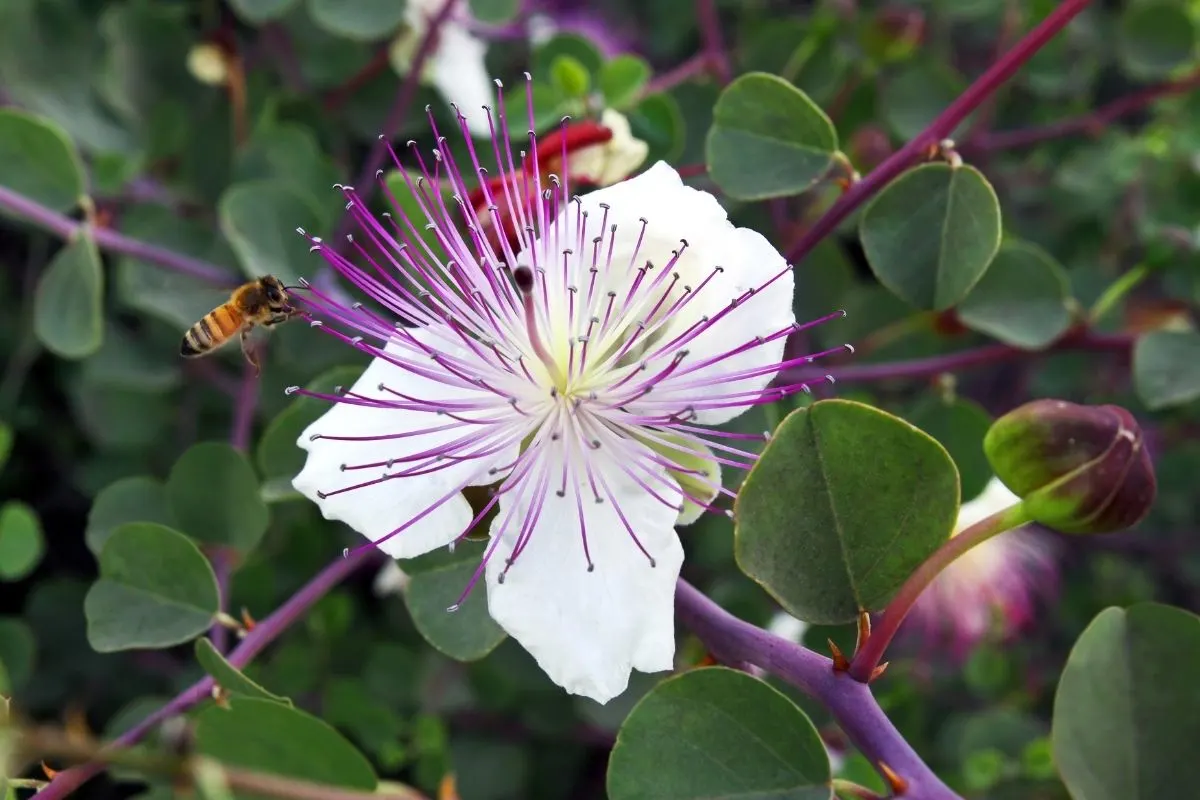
[
  {"left": 828, "top": 638, "right": 851, "bottom": 671},
  {"left": 879, "top": 761, "right": 910, "bottom": 795},
  {"left": 41, "top": 762, "right": 59, "bottom": 780},
  {"left": 869, "top": 662, "right": 890, "bottom": 682},
  {"left": 855, "top": 610, "right": 872, "bottom": 655},
  {"left": 241, "top": 607, "right": 258, "bottom": 632}
]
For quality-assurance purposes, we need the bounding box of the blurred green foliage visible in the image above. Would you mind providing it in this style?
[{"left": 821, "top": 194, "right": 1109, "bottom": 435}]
[{"left": 0, "top": 0, "right": 1199, "bottom": 799}]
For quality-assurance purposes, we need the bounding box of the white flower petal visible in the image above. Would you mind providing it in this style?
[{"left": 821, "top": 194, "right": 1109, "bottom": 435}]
[
  {"left": 536, "top": 162, "right": 794, "bottom": 425},
  {"left": 483, "top": 447, "right": 684, "bottom": 704},
  {"left": 293, "top": 330, "right": 517, "bottom": 559},
  {"left": 428, "top": 25, "right": 493, "bottom": 138}
]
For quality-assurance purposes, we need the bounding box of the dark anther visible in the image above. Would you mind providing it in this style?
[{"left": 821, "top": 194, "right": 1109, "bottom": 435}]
[
  {"left": 555, "top": 490, "right": 565, "bottom": 497},
  {"left": 587, "top": 564, "right": 595, "bottom": 573},
  {"left": 317, "top": 490, "right": 328, "bottom": 499},
  {"left": 649, "top": 558, "right": 657, "bottom": 568},
  {"left": 513, "top": 265, "right": 535, "bottom": 293}
]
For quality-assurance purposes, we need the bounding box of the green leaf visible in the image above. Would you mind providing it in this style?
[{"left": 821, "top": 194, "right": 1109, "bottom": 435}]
[
  {"left": 860, "top": 163, "right": 1002, "bottom": 310},
  {"left": 469, "top": 0, "right": 519, "bottom": 24},
  {"left": 1133, "top": 330, "right": 1200, "bottom": 410},
  {"left": 257, "top": 365, "right": 365, "bottom": 482},
  {"left": 532, "top": 32, "right": 604, "bottom": 77},
  {"left": 735, "top": 399, "right": 959, "bottom": 624},
  {"left": 880, "top": 62, "right": 965, "bottom": 141},
  {"left": 228, "top": 0, "right": 300, "bottom": 24},
  {"left": 194, "top": 697, "right": 377, "bottom": 796},
  {"left": 707, "top": 72, "right": 838, "bottom": 201},
  {"left": 957, "top": 241, "right": 1072, "bottom": 349},
  {"left": 219, "top": 180, "right": 325, "bottom": 286},
  {"left": 1053, "top": 603, "right": 1200, "bottom": 800},
  {"left": 607, "top": 667, "right": 831, "bottom": 800},
  {"left": 0, "top": 108, "right": 86, "bottom": 212},
  {"left": 307, "top": 0, "right": 407, "bottom": 41},
  {"left": 599, "top": 55, "right": 651, "bottom": 109},
  {"left": 0, "top": 502, "right": 44, "bottom": 581},
  {"left": 85, "top": 522, "right": 220, "bottom": 652},
  {"left": 1118, "top": 2, "right": 1197, "bottom": 80},
  {"left": 33, "top": 233, "right": 104, "bottom": 359},
  {"left": 86, "top": 474, "right": 174, "bottom": 557},
  {"left": 628, "top": 92, "right": 685, "bottom": 164},
  {"left": 403, "top": 541, "right": 506, "bottom": 661},
  {"left": 0, "top": 618, "right": 35, "bottom": 690},
  {"left": 167, "top": 442, "right": 270, "bottom": 552},
  {"left": 194, "top": 638, "right": 292, "bottom": 705},
  {"left": 908, "top": 396, "right": 993, "bottom": 503},
  {"left": 550, "top": 54, "right": 591, "bottom": 99}
]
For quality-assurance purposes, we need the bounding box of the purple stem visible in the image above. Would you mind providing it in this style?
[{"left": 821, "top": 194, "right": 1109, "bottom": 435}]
[
  {"left": 785, "top": 0, "right": 1094, "bottom": 264},
  {"left": 35, "top": 548, "right": 387, "bottom": 799},
  {"left": 778, "top": 331, "right": 1131, "bottom": 386},
  {"left": 695, "top": 0, "right": 732, "bottom": 84},
  {"left": 675, "top": 580, "right": 961, "bottom": 799},
  {"left": 330, "top": 0, "right": 458, "bottom": 253},
  {"left": 643, "top": 53, "right": 711, "bottom": 96},
  {"left": 0, "top": 185, "right": 233, "bottom": 286},
  {"left": 209, "top": 549, "right": 232, "bottom": 654},
  {"left": 229, "top": 362, "right": 261, "bottom": 453}
]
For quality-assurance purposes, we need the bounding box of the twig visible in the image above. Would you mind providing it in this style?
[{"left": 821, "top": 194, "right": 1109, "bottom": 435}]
[
  {"left": 643, "top": 53, "right": 711, "bottom": 96},
  {"left": 777, "top": 330, "right": 1131, "bottom": 386},
  {"left": 329, "top": 0, "right": 457, "bottom": 251},
  {"left": 34, "top": 548, "right": 387, "bottom": 799},
  {"left": 847, "top": 504, "right": 1030, "bottom": 682},
  {"left": 971, "top": 68, "right": 1200, "bottom": 152},
  {"left": 695, "top": 0, "right": 732, "bottom": 84},
  {"left": 0, "top": 185, "right": 233, "bottom": 286},
  {"left": 322, "top": 46, "right": 392, "bottom": 110},
  {"left": 785, "top": 0, "right": 1094, "bottom": 265},
  {"left": 675, "top": 580, "right": 961, "bottom": 800}
]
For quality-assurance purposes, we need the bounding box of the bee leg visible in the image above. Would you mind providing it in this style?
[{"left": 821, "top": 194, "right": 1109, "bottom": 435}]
[{"left": 240, "top": 328, "right": 261, "bottom": 376}]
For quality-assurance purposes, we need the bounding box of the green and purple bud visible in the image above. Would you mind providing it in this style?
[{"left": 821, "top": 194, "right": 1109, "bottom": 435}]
[{"left": 984, "top": 400, "right": 1156, "bottom": 535}]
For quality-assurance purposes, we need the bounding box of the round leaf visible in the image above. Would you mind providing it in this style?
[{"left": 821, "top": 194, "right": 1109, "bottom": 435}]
[
  {"left": 1133, "top": 331, "right": 1200, "bottom": 410},
  {"left": 33, "top": 233, "right": 105, "bottom": 359},
  {"left": 0, "top": 501, "right": 44, "bottom": 581},
  {"left": 599, "top": 55, "right": 651, "bottom": 110},
  {"left": 1118, "top": 3, "right": 1197, "bottom": 80},
  {"left": 907, "top": 396, "right": 993, "bottom": 504},
  {"left": 218, "top": 180, "right": 325, "bottom": 286},
  {"left": 403, "top": 543, "right": 506, "bottom": 662},
  {"left": 707, "top": 72, "right": 838, "bottom": 201},
  {"left": 860, "top": 163, "right": 1002, "bottom": 310},
  {"left": 469, "top": 0, "right": 519, "bottom": 24},
  {"left": 957, "top": 241, "right": 1072, "bottom": 349},
  {"left": 0, "top": 108, "right": 86, "bottom": 212},
  {"left": 735, "top": 399, "right": 959, "bottom": 624},
  {"left": 880, "top": 62, "right": 965, "bottom": 141},
  {"left": 607, "top": 667, "right": 832, "bottom": 800},
  {"left": 84, "top": 522, "right": 220, "bottom": 652},
  {"left": 86, "top": 476, "right": 175, "bottom": 555},
  {"left": 228, "top": 0, "right": 300, "bottom": 24},
  {"left": 307, "top": 0, "right": 406, "bottom": 41},
  {"left": 194, "top": 697, "right": 377, "bottom": 792},
  {"left": 1053, "top": 603, "right": 1200, "bottom": 800},
  {"left": 167, "top": 442, "right": 269, "bottom": 552},
  {"left": 194, "top": 638, "right": 292, "bottom": 705}
]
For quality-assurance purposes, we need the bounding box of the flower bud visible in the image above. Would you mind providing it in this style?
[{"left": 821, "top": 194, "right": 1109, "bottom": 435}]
[{"left": 984, "top": 400, "right": 1156, "bottom": 534}]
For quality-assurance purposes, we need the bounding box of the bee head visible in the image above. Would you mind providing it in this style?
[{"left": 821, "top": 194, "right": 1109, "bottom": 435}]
[{"left": 260, "top": 275, "right": 291, "bottom": 310}]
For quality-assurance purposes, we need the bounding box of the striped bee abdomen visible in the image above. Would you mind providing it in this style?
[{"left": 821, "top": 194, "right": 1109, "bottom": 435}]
[{"left": 180, "top": 304, "right": 243, "bottom": 357}]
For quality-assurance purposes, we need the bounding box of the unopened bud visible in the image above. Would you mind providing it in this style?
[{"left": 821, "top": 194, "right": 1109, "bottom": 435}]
[{"left": 984, "top": 400, "right": 1156, "bottom": 534}]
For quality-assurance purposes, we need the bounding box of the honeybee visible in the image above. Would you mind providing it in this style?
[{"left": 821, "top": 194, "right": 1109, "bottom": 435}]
[{"left": 180, "top": 275, "right": 298, "bottom": 373}]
